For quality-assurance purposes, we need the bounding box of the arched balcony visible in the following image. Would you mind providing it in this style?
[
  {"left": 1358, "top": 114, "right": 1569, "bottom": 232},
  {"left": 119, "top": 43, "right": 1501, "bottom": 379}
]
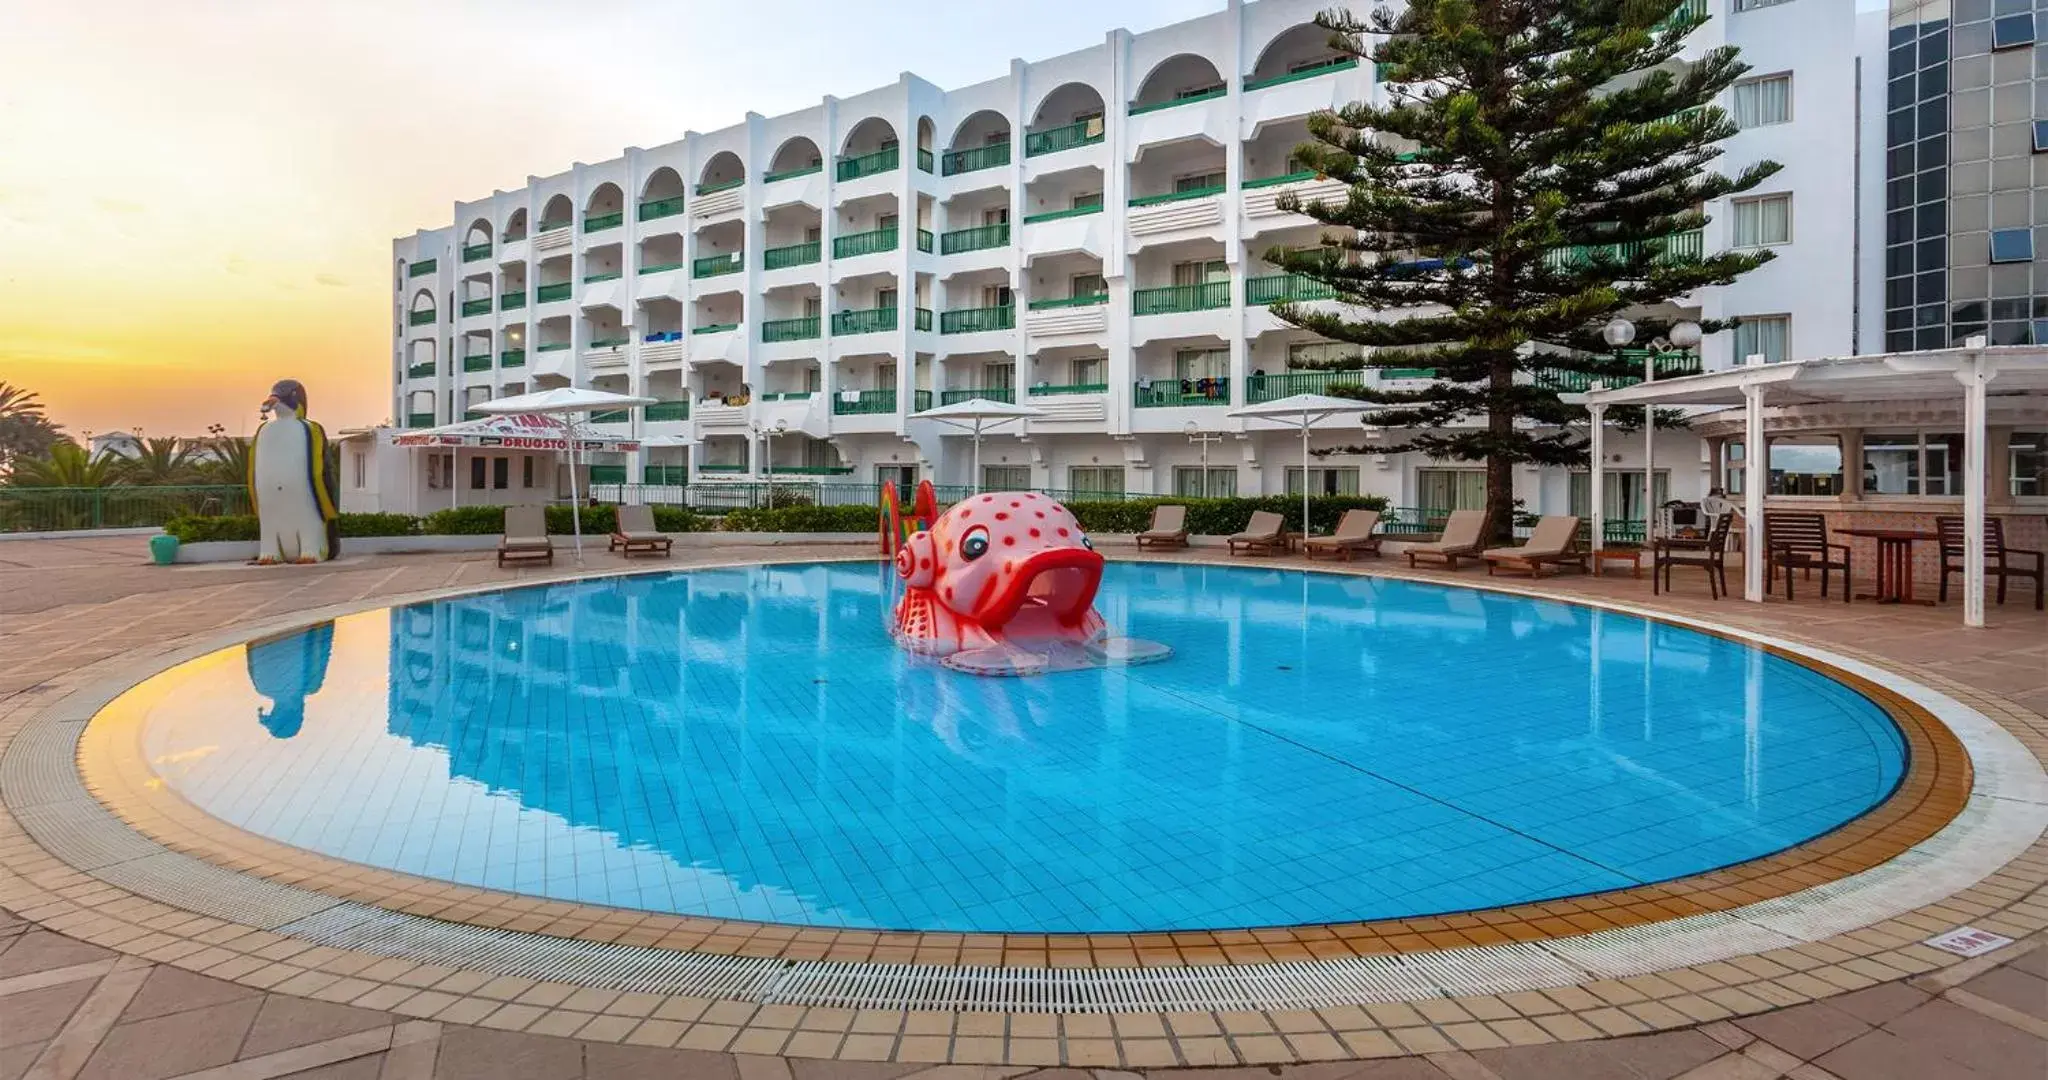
[
  {"left": 765, "top": 137, "right": 823, "bottom": 183},
  {"left": 838, "top": 118, "right": 900, "bottom": 181},
  {"left": 1243, "top": 23, "right": 1356, "bottom": 91},
  {"left": 1130, "top": 54, "right": 1226, "bottom": 114},
  {"left": 638, "top": 167, "right": 684, "bottom": 222},
  {"left": 697, "top": 151, "right": 744, "bottom": 195},
  {"left": 583, "top": 183, "right": 624, "bottom": 233},
  {"left": 943, "top": 110, "right": 1011, "bottom": 176},
  {"left": 461, "top": 218, "right": 492, "bottom": 263},
  {"left": 1026, "top": 83, "right": 1107, "bottom": 157}
]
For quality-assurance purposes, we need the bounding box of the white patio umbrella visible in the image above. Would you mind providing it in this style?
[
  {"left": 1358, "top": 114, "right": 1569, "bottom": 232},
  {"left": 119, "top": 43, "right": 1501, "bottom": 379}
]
[
  {"left": 1228, "top": 393, "right": 1378, "bottom": 537},
  {"left": 908, "top": 397, "right": 1046, "bottom": 494},
  {"left": 475, "top": 387, "right": 655, "bottom": 560}
]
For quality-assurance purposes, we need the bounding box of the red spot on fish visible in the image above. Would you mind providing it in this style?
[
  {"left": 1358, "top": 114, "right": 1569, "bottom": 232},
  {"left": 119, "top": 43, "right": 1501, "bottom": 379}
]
[
  {"left": 1029, "top": 528, "right": 1040, "bottom": 538},
  {"left": 982, "top": 495, "right": 995, "bottom": 502},
  {"left": 919, "top": 558, "right": 930, "bottom": 570},
  {"left": 1010, "top": 501, "right": 1021, "bottom": 508},
  {"left": 1058, "top": 527, "right": 1069, "bottom": 537},
  {"left": 1035, "top": 511, "right": 1045, "bottom": 518},
  {"left": 1003, "top": 535, "right": 1015, "bottom": 546},
  {"left": 960, "top": 509, "right": 971, "bottom": 519},
  {"left": 994, "top": 512, "right": 1008, "bottom": 521}
]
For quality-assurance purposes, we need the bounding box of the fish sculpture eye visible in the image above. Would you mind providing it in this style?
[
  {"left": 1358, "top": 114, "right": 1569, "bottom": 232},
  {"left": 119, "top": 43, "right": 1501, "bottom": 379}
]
[{"left": 959, "top": 526, "right": 991, "bottom": 561}]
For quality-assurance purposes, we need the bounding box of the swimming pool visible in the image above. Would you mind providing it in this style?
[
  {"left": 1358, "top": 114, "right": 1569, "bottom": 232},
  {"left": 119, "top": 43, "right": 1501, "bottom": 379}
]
[{"left": 108, "top": 561, "right": 1907, "bottom": 934}]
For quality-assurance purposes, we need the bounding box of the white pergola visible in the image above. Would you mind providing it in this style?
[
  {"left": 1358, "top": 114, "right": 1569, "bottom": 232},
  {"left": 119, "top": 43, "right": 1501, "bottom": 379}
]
[{"left": 1574, "top": 344, "right": 2048, "bottom": 628}]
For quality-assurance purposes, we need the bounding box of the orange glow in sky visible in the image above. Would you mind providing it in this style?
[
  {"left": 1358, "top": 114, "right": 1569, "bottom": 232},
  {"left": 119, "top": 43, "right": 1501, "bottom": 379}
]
[{"left": 0, "top": 0, "right": 1194, "bottom": 440}]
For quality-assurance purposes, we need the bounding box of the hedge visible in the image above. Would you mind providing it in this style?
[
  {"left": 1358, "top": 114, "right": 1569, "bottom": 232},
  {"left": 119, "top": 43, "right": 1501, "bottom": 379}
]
[
  {"left": 717, "top": 504, "right": 877, "bottom": 533},
  {"left": 1063, "top": 494, "right": 1391, "bottom": 536},
  {"left": 166, "top": 506, "right": 700, "bottom": 543},
  {"left": 165, "top": 513, "right": 425, "bottom": 543}
]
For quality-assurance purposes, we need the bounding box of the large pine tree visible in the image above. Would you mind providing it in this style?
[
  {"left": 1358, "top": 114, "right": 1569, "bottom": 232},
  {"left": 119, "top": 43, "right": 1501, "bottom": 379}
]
[{"left": 1272, "top": 0, "right": 1780, "bottom": 539}]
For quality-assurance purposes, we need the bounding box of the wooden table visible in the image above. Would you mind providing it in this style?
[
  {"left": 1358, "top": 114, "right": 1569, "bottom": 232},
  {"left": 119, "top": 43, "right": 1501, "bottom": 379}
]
[
  {"left": 1591, "top": 545, "right": 1644, "bottom": 578},
  {"left": 1835, "top": 526, "right": 1938, "bottom": 605}
]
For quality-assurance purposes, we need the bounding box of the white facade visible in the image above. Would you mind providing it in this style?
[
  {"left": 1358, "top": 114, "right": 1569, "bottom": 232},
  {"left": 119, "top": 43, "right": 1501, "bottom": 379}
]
[{"left": 390, "top": 0, "right": 1880, "bottom": 516}]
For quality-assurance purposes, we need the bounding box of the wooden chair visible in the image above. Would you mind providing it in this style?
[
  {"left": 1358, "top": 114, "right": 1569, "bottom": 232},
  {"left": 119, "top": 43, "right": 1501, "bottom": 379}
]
[
  {"left": 1764, "top": 511, "right": 1851, "bottom": 602},
  {"left": 1481, "top": 515, "right": 1585, "bottom": 577},
  {"left": 1654, "top": 512, "right": 1733, "bottom": 599},
  {"left": 496, "top": 505, "right": 554, "bottom": 568},
  {"left": 1936, "top": 516, "right": 2044, "bottom": 610},
  {"left": 1226, "top": 511, "right": 1287, "bottom": 556},
  {"left": 1303, "top": 510, "right": 1384, "bottom": 561},
  {"left": 608, "top": 503, "right": 673, "bottom": 558},
  {"left": 1134, "top": 504, "right": 1190, "bottom": 550}
]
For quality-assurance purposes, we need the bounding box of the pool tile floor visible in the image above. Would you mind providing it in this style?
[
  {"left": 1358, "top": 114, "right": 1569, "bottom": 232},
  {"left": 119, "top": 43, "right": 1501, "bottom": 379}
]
[{"left": 0, "top": 536, "right": 2042, "bottom": 1077}]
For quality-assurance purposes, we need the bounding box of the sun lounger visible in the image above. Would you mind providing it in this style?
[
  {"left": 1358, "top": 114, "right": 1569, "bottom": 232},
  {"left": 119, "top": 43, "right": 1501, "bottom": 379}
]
[
  {"left": 609, "top": 503, "right": 673, "bottom": 558},
  {"left": 1227, "top": 510, "right": 1288, "bottom": 556},
  {"left": 496, "top": 505, "right": 554, "bottom": 568},
  {"left": 1404, "top": 509, "right": 1486, "bottom": 569},
  {"left": 1134, "top": 504, "right": 1190, "bottom": 550},
  {"left": 1303, "top": 509, "right": 1383, "bottom": 561},
  {"left": 1482, "top": 514, "right": 1585, "bottom": 577}
]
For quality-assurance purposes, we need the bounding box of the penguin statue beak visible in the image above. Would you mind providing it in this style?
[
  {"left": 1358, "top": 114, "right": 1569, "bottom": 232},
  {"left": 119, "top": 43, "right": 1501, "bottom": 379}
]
[{"left": 259, "top": 394, "right": 280, "bottom": 417}]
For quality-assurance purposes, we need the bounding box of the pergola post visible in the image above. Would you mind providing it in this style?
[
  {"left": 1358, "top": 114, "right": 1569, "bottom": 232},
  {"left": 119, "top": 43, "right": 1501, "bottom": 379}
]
[
  {"left": 1587, "top": 394, "right": 1607, "bottom": 555},
  {"left": 1742, "top": 354, "right": 1766, "bottom": 604},
  {"left": 1642, "top": 354, "right": 1657, "bottom": 546},
  {"left": 1959, "top": 352, "right": 1991, "bottom": 628}
]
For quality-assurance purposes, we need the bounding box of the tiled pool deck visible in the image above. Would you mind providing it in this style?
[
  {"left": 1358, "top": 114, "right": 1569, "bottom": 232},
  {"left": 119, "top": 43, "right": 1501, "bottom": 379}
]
[{"left": 0, "top": 534, "right": 2043, "bottom": 1079}]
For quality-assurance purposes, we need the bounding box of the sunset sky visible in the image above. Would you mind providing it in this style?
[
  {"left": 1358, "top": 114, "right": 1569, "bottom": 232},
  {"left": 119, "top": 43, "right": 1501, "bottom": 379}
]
[{"left": 1, "top": 0, "right": 1198, "bottom": 440}]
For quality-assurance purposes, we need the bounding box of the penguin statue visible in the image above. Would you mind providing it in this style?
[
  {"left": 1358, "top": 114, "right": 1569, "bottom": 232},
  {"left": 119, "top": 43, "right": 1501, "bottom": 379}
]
[
  {"left": 249, "top": 379, "right": 338, "bottom": 564},
  {"left": 245, "top": 621, "right": 334, "bottom": 740}
]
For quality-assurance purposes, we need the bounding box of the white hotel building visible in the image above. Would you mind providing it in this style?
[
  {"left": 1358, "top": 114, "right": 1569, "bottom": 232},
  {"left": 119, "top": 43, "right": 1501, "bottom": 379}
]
[{"left": 374, "top": 0, "right": 1889, "bottom": 519}]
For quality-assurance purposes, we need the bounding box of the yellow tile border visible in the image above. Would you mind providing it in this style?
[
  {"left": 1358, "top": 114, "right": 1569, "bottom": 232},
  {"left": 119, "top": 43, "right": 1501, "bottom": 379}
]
[{"left": 58, "top": 553, "right": 1984, "bottom": 964}]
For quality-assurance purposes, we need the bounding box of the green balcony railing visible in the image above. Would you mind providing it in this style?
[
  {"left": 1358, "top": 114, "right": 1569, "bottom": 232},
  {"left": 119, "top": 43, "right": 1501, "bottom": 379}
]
[
  {"left": 942, "top": 142, "right": 1010, "bottom": 175},
  {"left": 1531, "top": 350, "right": 1701, "bottom": 392},
  {"left": 588, "top": 337, "right": 629, "bottom": 349},
  {"left": 1543, "top": 229, "right": 1705, "bottom": 272},
  {"left": 763, "top": 241, "right": 820, "bottom": 269},
  {"left": 1245, "top": 273, "right": 1336, "bottom": 305},
  {"left": 406, "top": 412, "right": 436, "bottom": 428},
  {"left": 917, "top": 148, "right": 934, "bottom": 173},
  {"left": 536, "top": 342, "right": 571, "bottom": 352},
  {"left": 588, "top": 466, "right": 629, "bottom": 487},
  {"left": 1130, "top": 184, "right": 1224, "bottom": 208},
  {"left": 1025, "top": 119, "right": 1106, "bottom": 157},
  {"left": 589, "top": 409, "right": 630, "bottom": 424},
  {"left": 1027, "top": 293, "right": 1109, "bottom": 310},
  {"left": 1247, "top": 370, "right": 1367, "bottom": 402},
  {"left": 832, "top": 388, "right": 897, "bottom": 415},
  {"left": 1028, "top": 382, "right": 1109, "bottom": 396},
  {"left": 915, "top": 389, "right": 933, "bottom": 411},
  {"left": 940, "top": 387, "right": 1015, "bottom": 405},
  {"left": 939, "top": 306, "right": 1014, "bottom": 334},
  {"left": 1241, "top": 56, "right": 1357, "bottom": 93},
  {"left": 772, "top": 465, "right": 858, "bottom": 476},
  {"left": 763, "top": 163, "right": 822, "bottom": 183},
  {"left": 698, "top": 463, "right": 748, "bottom": 474},
  {"left": 462, "top": 410, "right": 486, "bottom": 422},
  {"left": 583, "top": 270, "right": 622, "bottom": 283},
  {"left": 499, "top": 349, "right": 525, "bottom": 368},
  {"left": 1129, "top": 85, "right": 1226, "bottom": 115},
  {"left": 460, "top": 297, "right": 492, "bottom": 316},
  {"left": 638, "top": 261, "right": 683, "bottom": 274},
  {"left": 1243, "top": 170, "right": 1317, "bottom": 189},
  {"left": 407, "top": 361, "right": 436, "bottom": 379},
  {"left": 1381, "top": 367, "right": 1438, "bottom": 379},
  {"left": 461, "top": 243, "right": 491, "bottom": 262},
  {"left": 1660, "top": 0, "right": 1708, "bottom": 30},
  {"left": 535, "top": 282, "right": 571, "bottom": 303},
  {"left": 645, "top": 401, "right": 690, "bottom": 422},
  {"left": 915, "top": 308, "right": 933, "bottom": 332},
  {"left": 833, "top": 227, "right": 898, "bottom": 259},
  {"left": 500, "top": 292, "right": 526, "bottom": 310},
  {"left": 408, "top": 259, "right": 436, "bottom": 277},
  {"left": 643, "top": 465, "right": 691, "bottom": 484},
  {"left": 1132, "top": 281, "right": 1231, "bottom": 315},
  {"left": 832, "top": 307, "right": 897, "bottom": 335},
  {"left": 758, "top": 391, "right": 814, "bottom": 401},
  {"left": 407, "top": 309, "right": 436, "bottom": 326},
  {"left": 939, "top": 223, "right": 1008, "bottom": 255},
  {"left": 761, "top": 316, "right": 820, "bottom": 342},
  {"left": 1135, "top": 378, "right": 1231, "bottom": 407},
  {"left": 538, "top": 218, "right": 571, "bottom": 231},
  {"left": 1021, "top": 203, "right": 1104, "bottom": 225},
  {"left": 836, "top": 146, "right": 899, "bottom": 181},
  {"left": 692, "top": 251, "right": 744, "bottom": 278},
  {"left": 692, "top": 322, "right": 738, "bottom": 335},
  {"left": 638, "top": 196, "right": 685, "bottom": 221},
  {"left": 462, "top": 354, "right": 492, "bottom": 373},
  {"left": 696, "top": 177, "right": 744, "bottom": 195},
  {"left": 916, "top": 229, "right": 934, "bottom": 253},
  {"left": 584, "top": 211, "right": 623, "bottom": 233}
]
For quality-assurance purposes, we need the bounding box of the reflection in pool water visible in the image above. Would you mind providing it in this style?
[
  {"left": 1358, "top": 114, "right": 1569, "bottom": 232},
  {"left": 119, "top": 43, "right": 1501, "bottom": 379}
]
[{"left": 122, "top": 562, "right": 1907, "bottom": 933}]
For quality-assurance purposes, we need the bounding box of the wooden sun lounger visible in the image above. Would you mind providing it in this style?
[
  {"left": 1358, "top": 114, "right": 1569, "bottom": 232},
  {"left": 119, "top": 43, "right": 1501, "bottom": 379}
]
[
  {"left": 1134, "top": 504, "right": 1190, "bottom": 550},
  {"left": 1404, "top": 509, "right": 1486, "bottom": 569},
  {"left": 1227, "top": 510, "right": 1288, "bottom": 556},
  {"left": 609, "top": 504, "right": 673, "bottom": 558},
  {"left": 1303, "top": 509, "right": 1383, "bottom": 561},
  {"left": 1482, "top": 515, "right": 1586, "bottom": 577},
  {"left": 496, "top": 505, "right": 554, "bottom": 568}
]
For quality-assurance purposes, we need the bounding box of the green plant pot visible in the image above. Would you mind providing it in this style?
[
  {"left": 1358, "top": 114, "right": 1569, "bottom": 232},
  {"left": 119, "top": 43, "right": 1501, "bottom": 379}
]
[{"left": 149, "top": 533, "right": 180, "bottom": 566}]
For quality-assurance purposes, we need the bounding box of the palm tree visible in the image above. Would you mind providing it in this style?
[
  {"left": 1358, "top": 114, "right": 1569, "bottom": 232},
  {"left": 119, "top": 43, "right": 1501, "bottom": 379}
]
[
  {"left": 120, "top": 437, "right": 201, "bottom": 485},
  {"left": 0, "top": 382, "right": 65, "bottom": 478},
  {"left": 8, "top": 442, "right": 128, "bottom": 488},
  {"left": 195, "top": 436, "right": 251, "bottom": 486}
]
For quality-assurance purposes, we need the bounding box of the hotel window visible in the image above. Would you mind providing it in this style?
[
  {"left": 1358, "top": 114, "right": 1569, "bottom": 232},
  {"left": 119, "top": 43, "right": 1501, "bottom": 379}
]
[
  {"left": 981, "top": 361, "right": 1015, "bottom": 387},
  {"left": 2011, "top": 432, "right": 2047, "bottom": 497},
  {"left": 1174, "top": 466, "right": 1238, "bottom": 497},
  {"left": 1171, "top": 259, "right": 1229, "bottom": 287},
  {"left": 1989, "top": 229, "right": 2033, "bottom": 264},
  {"left": 1286, "top": 466, "right": 1360, "bottom": 495},
  {"left": 351, "top": 452, "right": 366, "bottom": 488},
  {"left": 1070, "top": 273, "right": 1106, "bottom": 298},
  {"left": 1732, "top": 74, "right": 1791, "bottom": 128},
  {"left": 1992, "top": 13, "right": 2035, "bottom": 49},
  {"left": 1174, "top": 171, "right": 1225, "bottom": 193},
  {"left": 1415, "top": 468, "right": 1487, "bottom": 511},
  {"left": 522, "top": 457, "right": 535, "bottom": 488},
  {"left": 1767, "top": 435, "right": 1844, "bottom": 496},
  {"left": 1732, "top": 195, "right": 1791, "bottom": 247},
  {"left": 1731, "top": 316, "right": 1789, "bottom": 364},
  {"left": 1287, "top": 341, "right": 1363, "bottom": 368},
  {"left": 1734, "top": 0, "right": 1792, "bottom": 9},
  {"left": 1569, "top": 471, "right": 1671, "bottom": 523},
  {"left": 2035, "top": 121, "right": 2048, "bottom": 154},
  {"left": 492, "top": 456, "right": 509, "bottom": 490},
  {"left": 983, "top": 465, "right": 1030, "bottom": 490},
  {"left": 1068, "top": 465, "right": 1125, "bottom": 496},
  {"left": 1069, "top": 356, "right": 1105, "bottom": 385},
  {"left": 469, "top": 456, "right": 487, "bottom": 490},
  {"left": 1173, "top": 347, "right": 1229, "bottom": 382},
  {"left": 1071, "top": 192, "right": 1103, "bottom": 211}
]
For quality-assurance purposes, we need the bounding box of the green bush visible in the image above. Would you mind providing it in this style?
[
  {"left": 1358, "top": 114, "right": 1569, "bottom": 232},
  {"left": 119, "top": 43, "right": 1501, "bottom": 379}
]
[
  {"left": 418, "top": 505, "right": 503, "bottom": 535},
  {"left": 421, "top": 503, "right": 699, "bottom": 536},
  {"left": 1063, "top": 494, "right": 1390, "bottom": 536},
  {"left": 719, "top": 503, "right": 878, "bottom": 533},
  {"left": 336, "top": 512, "right": 421, "bottom": 538},
  {"left": 164, "top": 514, "right": 259, "bottom": 543}
]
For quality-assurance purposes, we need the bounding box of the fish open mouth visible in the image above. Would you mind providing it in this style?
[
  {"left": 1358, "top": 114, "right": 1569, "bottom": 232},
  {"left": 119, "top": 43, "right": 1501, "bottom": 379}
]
[{"left": 977, "top": 546, "right": 1104, "bottom": 634}]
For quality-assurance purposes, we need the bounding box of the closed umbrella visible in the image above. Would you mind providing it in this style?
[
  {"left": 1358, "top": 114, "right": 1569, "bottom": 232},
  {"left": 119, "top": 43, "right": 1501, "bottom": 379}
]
[{"left": 1227, "top": 393, "right": 1378, "bottom": 537}]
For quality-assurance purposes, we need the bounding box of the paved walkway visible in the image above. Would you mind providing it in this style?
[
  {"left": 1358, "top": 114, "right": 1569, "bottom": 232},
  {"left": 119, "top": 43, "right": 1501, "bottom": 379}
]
[{"left": 0, "top": 536, "right": 2043, "bottom": 1079}]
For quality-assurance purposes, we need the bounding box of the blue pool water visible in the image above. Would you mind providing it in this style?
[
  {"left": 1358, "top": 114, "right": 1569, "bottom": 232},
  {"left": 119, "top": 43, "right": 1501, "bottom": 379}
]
[{"left": 119, "top": 562, "right": 1906, "bottom": 933}]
